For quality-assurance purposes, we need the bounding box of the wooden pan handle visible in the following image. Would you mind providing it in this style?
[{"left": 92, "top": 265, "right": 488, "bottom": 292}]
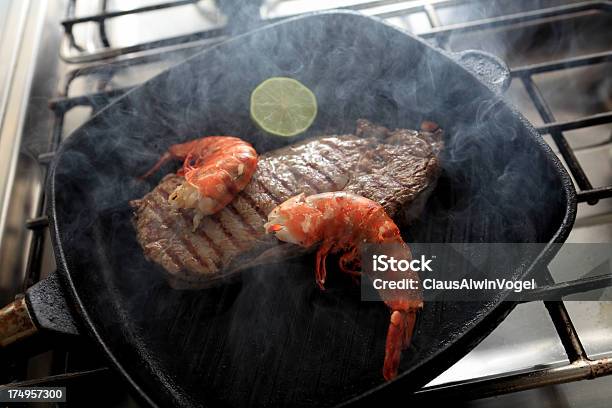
[
  {"left": 0, "top": 272, "right": 79, "bottom": 348},
  {"left": 0, "top": 296, "right": 38, "bottom": 346}
]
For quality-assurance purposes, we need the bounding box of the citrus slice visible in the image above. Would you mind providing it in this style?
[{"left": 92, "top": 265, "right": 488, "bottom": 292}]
[{"left": 250, "top": 77, "right": 317, "bottom": 137}]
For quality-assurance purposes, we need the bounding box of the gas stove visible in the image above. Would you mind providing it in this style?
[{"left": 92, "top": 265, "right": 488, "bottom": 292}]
[{"left": 0, "top": 1, "right": 611, "bottom": 407}]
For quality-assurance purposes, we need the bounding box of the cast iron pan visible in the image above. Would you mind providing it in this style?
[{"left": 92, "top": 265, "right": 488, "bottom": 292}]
[{"left": 2, "top": 11, "right": 576, "bottom": 408}]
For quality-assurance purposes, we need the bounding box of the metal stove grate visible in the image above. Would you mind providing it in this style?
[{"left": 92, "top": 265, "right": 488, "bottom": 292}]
[{"left": 7, "top": 0, "right": 612, "bottom": 403}]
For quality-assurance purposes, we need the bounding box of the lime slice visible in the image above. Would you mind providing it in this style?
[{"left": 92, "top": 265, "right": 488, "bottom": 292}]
[{"left": 250, "top": 77, "right": 317, "bottom": 137}]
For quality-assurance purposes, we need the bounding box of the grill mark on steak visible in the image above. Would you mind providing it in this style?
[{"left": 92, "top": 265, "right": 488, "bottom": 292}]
[
  {"left": 253, "top": 178, "right": 281, "bottom": 205},
  {"left": 317, "top": 138, "right": 350, "bottom": 153},
  {"left": 239, "top": 190, "right": 268, "bottom": 219},
  {"left": 317, "top": 145, "right": 355, "bottom": 187},
  {"left": 210, "top": 212, "right": 243, "bottom": 250},
  {"left": 145, "top": 197, "right": 218, "bottom": 272},
  {"left": 304, "top": 161, "right": 337, "bottom": 188},
  {"left": 256, "top": 161, "right": 295, "bottom": 200},
  {"left": 263, "top": 163, "right": 294, "bottom": 195},
  {"left": 318, "top": 137, "right": 367, "bottom": 173},
  {"left": 272, "top": 174, "right": 294, "bottom": 196},
  {"left": 231, "top": 194, "right": 267, "bottom": 230},
  {"left": 175, "top": 227, "right": 216, "bottom": 272},
  {"left": 137, "top": 207, "right": 184, "bottom": 272},
  {"left": 156, "top": 183, "right": 223, "bottom": 267},
  {"left": 316, "top": 147, "right": 343, "bottom": 171},
  {"left": 226, "top": 202, "right": 259, "bottom": 237},
  {"left": 154, "top": 183, "right": 225, "bottom": 268},
  {"left": 284, "top": 165, "right": 321, "bottom": 193},
  {"left": 168, "top": 185, "right": 245, "bottom": 251},
  {"left": 198, "top": 215, "right": 240, "bottom": 262},
  {"left": 268, "top": 172, "right": 297, "bottom": 198}
]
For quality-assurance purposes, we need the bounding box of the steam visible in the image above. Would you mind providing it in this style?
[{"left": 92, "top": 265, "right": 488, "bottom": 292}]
[
  {"left": 442, "top": 0, "right": 612, "bottom": 147},
  {"left": 49, "top": 7, "right": 582, "bottom": 407}
]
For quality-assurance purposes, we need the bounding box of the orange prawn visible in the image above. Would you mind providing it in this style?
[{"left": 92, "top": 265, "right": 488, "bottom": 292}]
[
  {"left": 264, "top": 192, "right": 423, "bottom": 381},
  {"left": 141, "top": 136, "right": 258, "bottom": 227}
]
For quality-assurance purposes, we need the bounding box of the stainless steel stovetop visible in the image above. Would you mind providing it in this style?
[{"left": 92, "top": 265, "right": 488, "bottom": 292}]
[{"left": 0, "top": 1, "right": 611, "bottom": 407}]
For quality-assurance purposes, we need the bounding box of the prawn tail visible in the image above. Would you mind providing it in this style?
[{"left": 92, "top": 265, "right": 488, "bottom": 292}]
[{"left": 383, "top": 308, "right": 418, "bottom": 381}]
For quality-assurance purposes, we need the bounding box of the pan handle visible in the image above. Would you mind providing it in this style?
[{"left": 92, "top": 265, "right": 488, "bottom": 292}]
[
  {"left": 0, "top": 272, "right": 79, "bottom": 347},
  {"left": 452, "top": 50, "right": 511, "bottom": 95}
]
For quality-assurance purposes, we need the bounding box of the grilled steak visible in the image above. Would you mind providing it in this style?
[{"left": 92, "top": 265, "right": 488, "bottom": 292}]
[{"left": 131, "top": 120, "right": 443, "bottom": 288}]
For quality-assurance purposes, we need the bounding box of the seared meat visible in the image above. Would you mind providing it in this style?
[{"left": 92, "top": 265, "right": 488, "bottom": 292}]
[{"left": 131, "top": 120, "right": 443, "bottom": 288}]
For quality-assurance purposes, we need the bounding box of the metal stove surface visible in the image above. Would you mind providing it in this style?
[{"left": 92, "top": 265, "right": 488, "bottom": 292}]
[{"left": 0, "top": 1, "right": 611, "bottom": 407}]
